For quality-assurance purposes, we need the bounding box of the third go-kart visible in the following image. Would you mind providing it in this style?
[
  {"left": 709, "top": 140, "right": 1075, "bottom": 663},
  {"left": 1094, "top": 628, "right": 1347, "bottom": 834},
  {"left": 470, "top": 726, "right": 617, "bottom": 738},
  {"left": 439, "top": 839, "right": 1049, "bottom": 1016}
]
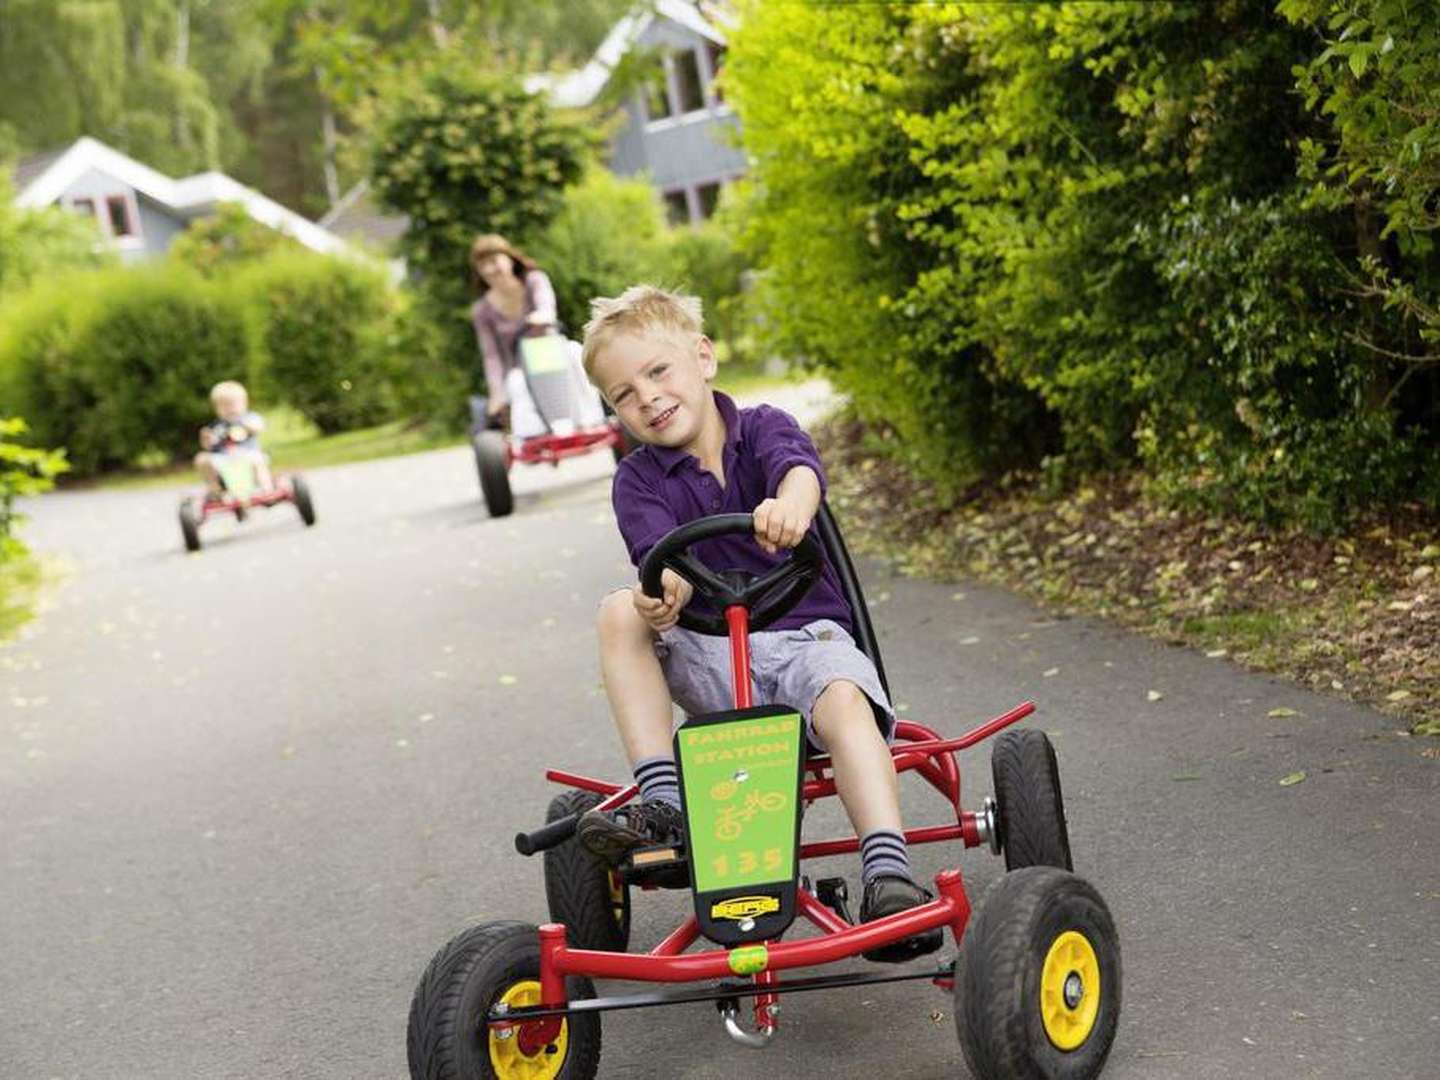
[
  {"left": 408, "top": 506, "right": 1121, "bottom": 1079},
  {"left": 470, "top": 333, "right": 632, "bottom": 518},
  {"left": 179, "top": 427, "right": 315, "bottom": 552}
]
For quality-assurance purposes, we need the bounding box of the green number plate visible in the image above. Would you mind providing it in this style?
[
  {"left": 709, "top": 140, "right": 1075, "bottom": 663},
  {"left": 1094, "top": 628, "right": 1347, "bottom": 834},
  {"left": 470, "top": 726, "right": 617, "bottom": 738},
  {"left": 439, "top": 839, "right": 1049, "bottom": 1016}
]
[
  {"left": 675, "top": 704, "right": 805, "bottom": 946},
  {"left": 518, "top": 335, "right": 570, "bottom": 375},
  {"left": 216, "top": 457, "right": 256, "bottom": 498}
]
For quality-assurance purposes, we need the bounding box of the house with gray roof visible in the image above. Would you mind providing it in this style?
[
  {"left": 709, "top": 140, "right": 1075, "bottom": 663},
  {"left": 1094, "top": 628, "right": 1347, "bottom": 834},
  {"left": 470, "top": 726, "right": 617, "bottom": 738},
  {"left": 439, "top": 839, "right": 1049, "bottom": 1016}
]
[
  {"left": 528, "top": 0, "right": 745, "bottom": 224},
  {"left": 10, "top": 136, "right": 351, "bottom": 263}
]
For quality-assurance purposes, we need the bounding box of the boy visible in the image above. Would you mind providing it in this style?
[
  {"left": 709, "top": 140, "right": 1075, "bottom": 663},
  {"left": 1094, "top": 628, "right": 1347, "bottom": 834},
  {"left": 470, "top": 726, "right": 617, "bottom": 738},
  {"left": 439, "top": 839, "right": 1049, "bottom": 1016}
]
[
  {"left": 576, "top": 285, "right": 941, "bottom": 962},
  {"left": 195, "top": 380, "right": 270, "bottom": 495}
]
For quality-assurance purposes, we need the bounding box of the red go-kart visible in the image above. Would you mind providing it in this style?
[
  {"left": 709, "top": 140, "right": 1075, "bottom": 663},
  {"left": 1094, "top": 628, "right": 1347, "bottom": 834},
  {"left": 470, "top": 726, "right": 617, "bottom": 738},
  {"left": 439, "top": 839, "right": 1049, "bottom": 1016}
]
[
  {"left": 179, "top": 433, "right": 315, "bottom": 552},
  {"left": 470, "top": 334, "right": 632, "bottom": 518},
  {"left": 407, "top": 507, "right": 1121, "bottom": 1079}
]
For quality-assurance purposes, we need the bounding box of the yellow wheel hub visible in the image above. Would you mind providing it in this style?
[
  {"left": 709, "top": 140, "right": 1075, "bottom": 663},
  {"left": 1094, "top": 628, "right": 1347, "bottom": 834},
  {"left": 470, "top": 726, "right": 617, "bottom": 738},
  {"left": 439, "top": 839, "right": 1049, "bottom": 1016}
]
[
  {"left": 489, "top": 980, "right": 568, "bottom": 1079},
  {"left": 1040, "top": 930, "right": 1100, "bottom": 1051}
]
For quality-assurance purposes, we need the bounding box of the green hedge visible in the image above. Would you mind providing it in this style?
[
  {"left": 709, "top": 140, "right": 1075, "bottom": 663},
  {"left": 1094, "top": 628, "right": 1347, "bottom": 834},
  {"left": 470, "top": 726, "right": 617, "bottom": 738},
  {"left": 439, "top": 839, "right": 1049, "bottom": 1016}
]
[
  {"left": 725, "top": 1, "right": 1440, "bottom": 530},
  {"left": 238, "top": 252, "right": 397, "bottom": 433},
  {"left": 0, "top": 263, "right": 256, "bottom": 475}
]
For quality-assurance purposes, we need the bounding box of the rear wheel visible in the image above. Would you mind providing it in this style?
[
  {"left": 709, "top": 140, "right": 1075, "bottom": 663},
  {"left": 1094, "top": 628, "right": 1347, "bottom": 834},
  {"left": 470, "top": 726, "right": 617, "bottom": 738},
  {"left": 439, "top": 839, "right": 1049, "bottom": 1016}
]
[
  {"left": 179, "top": 498, "right": 202, "bottom": 552},
  {"left": 407, "top": 920, "right": 601, "bottom": 1080},
  {"left": 992, "top": 729, "right": 1073, "bottom": 871},
  {"left": 474, "top": 431, "right": 514, "bottom": 518},
  {"left": 290, "top": 474, "right": 316, "bottom": 526},
  {"left": 955, "top": 866, "right": 1120, "bottom": 1080},
  {"left": 543, "top": 790, "right": 630, "bottom": 952}
]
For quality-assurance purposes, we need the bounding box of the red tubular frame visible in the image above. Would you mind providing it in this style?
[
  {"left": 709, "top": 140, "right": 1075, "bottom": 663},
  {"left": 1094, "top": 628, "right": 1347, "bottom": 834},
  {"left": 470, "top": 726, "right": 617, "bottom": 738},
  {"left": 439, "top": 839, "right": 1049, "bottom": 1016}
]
[
  {"left": 197, "top": 480, "right": 296, "bottom": 525},
  {"left": 510, "top": 424, "right": 623, "bottom": 467},
  {"left": 505, "top": 575, "right": 1037, "bottom": 1047}
]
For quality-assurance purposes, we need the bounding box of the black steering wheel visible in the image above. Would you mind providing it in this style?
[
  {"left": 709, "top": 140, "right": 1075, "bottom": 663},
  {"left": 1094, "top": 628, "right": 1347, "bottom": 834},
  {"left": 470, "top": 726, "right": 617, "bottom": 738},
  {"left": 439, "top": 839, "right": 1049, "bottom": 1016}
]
[{"left": 638, "top": 514, "right": 823, "bottom": 636}]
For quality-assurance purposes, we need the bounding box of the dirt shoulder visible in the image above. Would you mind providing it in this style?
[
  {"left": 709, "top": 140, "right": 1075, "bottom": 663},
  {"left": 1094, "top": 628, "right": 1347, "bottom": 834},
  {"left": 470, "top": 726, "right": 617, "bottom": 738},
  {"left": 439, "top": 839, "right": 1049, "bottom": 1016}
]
[{"left": 815, "top": 413, "right": 1440, "bottom": 739}]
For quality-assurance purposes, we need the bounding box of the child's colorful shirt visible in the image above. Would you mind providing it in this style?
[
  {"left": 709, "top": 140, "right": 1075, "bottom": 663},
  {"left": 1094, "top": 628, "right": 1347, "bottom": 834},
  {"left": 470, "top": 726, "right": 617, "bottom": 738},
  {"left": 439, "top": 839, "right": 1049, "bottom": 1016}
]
[
  {"left": 204, "top": 412, "right": 264, "bottom": 453},
  {"left": 611, "top": 392, "right": 852, "bottom": 633}
]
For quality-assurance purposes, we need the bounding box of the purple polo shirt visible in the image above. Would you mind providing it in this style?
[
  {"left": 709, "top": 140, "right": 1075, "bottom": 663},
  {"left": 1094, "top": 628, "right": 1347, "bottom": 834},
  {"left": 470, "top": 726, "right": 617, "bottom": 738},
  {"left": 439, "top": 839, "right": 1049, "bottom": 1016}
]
[{"left": 612, "top": 392, "right": 853, "bottom": 633}]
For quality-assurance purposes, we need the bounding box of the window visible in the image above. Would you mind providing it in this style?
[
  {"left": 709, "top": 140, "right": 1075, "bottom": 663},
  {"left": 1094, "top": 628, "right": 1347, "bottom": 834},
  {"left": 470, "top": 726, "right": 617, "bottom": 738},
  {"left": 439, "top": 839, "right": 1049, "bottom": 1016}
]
[
  {"left": 105, "top": 195, "right": 135, "bottom": 238},
  {"left": 706, "top": 43, "right": 726, "bottom": 104},
  {"left": 72, "top": 197, "right": 96, "bottom": 218},
  {"left": 673, "top": 49, "right": 705, "bottom": 114},
  {"left": 644, "top": 59, "right": 673, "bottom": 121},
  {"left": 696, "top": 181, "right": 722, "bottom": 220},
  {"left": 663, "top": 189, "right": 691, "bottom": 226}
]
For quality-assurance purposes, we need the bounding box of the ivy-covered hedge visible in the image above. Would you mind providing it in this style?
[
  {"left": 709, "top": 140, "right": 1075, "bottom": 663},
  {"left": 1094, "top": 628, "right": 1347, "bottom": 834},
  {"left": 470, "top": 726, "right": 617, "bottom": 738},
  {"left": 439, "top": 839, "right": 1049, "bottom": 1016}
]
[
  {"left": 238, "top": 252, "right": 397, "bottom": 433},
  {"left": 725, "top": 0, "right": 1440, "bottom": 529},
  {"left": 0, "top": 250, "right": 409, "bottom": 475},
  {"left": 0, "top": 264, "right": 257, "bottom": 475}
]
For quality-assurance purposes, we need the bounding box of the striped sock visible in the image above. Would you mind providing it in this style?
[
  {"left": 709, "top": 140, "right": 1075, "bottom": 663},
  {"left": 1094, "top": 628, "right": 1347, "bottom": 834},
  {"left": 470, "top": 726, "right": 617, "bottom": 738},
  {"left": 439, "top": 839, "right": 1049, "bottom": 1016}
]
[
  {"left": 860, "top": 828, "right": 913, "bottom": 885},
  {"left": 633, "top": 755, "right": 681, "bottom": 809}
]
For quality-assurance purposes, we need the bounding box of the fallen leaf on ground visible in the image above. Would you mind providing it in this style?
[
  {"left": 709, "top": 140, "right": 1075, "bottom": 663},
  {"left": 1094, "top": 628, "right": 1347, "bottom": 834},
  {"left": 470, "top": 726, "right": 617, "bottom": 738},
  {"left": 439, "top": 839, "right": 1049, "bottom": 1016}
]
[
  {"left": 1171, "top": 773, "right": 1201, "bottom": 782},
  {"left": 1206, "top": 648, "right": 1228, "bottom": 658},
  {"left": 499, "top": 674, "right": 518, "bottom": 685},
  {"left": 1043, "top": 667, "right": 1059, "bottom": 678},
  {"left": 1279, "top": 771, "right": 1307, "bottom": 786},
  {"left": 1386, "top": 689, "right": 1412, "bottom": 702},
  {"left": 1267, "top": 707, "right": 1299, "bottom": 718},
  {"left": 960, "top": 636, "right": 981, "bottom": 645},
  {"left": 1147, "top": 689, "right": 1165, "bottom": 702}
]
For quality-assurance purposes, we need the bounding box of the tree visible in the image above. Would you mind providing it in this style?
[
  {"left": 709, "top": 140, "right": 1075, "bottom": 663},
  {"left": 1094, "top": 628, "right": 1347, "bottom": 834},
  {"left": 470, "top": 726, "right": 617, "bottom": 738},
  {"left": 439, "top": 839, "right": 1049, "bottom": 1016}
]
[{"left": 368, "top": 64, "right": 591, "bottom": 395}]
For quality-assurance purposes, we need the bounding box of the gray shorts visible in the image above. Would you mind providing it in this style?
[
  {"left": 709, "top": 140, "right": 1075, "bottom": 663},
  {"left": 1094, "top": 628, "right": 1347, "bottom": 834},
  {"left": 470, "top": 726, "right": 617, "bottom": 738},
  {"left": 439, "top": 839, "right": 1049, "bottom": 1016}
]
[{"left": 655, "top": 618, "right": 896, "bottom": 752}]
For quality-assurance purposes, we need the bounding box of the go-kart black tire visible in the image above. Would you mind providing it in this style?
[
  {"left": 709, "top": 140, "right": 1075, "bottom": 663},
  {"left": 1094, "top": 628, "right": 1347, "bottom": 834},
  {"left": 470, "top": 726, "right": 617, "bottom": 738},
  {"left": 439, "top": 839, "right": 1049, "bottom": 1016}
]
[
  {"left": 291, "top": 474, "right": 316, "bottom": 527},
  {"left": 543, "top": 790, "right": 631, "bottom": 952},
  {"left": 992, "top": 729, "right": 1073, "bottom": 871},
  {"left": 179, "top": 499, "right": 202, "bottom": 552},
  {"left": 955, "top": 866, "right": 1120, "bottom": 1080},
  {"left": 474, "top": 430, "right": 513, "bottom": 518},
  {"left": 407, "top": 920, "right": 601, "bottom": 1080}
]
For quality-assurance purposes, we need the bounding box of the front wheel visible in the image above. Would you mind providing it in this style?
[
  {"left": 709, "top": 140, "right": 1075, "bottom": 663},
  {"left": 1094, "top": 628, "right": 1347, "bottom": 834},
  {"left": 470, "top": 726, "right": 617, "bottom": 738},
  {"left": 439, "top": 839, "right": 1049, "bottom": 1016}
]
[
  {"left": 474, "top": 430, "right": 514, "bottom": 518},
  {"left": 179, "top": 498, "right": 202, "bottom": 552},
  {"left": 955, "top": 866, "right": 1121, "bottom": 1080},
  {"left": 290, "top": 474, "right": 316, "bottom": 527},
  {"left": 992, "top": 729, "right": 1073, "bottom": 871},
  {"left": 407, "top": 920, "right": 601, "bottom": 1080}
]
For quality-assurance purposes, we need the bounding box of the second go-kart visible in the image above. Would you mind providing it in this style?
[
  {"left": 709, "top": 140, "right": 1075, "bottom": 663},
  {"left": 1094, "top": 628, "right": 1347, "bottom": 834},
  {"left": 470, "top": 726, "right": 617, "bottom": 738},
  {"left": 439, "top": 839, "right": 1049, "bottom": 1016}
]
[
  {"left": 470, "top": 333, "right": 632, "bottom": 518},
  {"left": 408, "top": 507, "right": 1121, "bottom": 1079},
  {"left": 179, "top": 431, "right": 315, "bottom": 552}
]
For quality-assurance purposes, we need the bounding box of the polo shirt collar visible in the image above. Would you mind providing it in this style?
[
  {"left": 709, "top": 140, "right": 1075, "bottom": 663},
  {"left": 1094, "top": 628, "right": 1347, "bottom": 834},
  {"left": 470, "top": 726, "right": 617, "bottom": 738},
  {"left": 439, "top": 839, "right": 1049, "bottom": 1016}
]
[{"left": 651, "top": 391, "right": 741, "bottom": 475}]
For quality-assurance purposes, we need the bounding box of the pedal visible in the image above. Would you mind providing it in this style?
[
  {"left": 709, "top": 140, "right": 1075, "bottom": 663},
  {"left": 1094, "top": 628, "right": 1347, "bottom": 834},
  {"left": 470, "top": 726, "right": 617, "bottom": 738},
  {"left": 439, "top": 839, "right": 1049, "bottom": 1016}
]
[
  {"left": 816, "top": 877, "right": 854, "bottom": 924},
  {"left": 622, "top": 844, "right": 690, "bottom": 889}
]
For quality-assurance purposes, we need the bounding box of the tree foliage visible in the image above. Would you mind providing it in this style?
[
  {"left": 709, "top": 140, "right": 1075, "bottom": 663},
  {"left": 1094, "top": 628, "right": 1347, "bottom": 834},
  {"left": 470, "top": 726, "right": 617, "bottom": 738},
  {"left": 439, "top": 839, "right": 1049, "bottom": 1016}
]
[
  {"left": 726, "top": 0, "right": 1440, "bottom": 529},
  {"left": 369, "top": 64, "right": 591, "bottom": 392}
]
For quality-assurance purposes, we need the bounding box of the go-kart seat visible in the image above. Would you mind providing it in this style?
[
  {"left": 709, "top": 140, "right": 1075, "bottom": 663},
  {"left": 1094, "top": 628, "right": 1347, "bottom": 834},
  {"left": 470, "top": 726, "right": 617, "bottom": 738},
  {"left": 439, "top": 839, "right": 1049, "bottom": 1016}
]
[{"left": 814, "top": 502, "right": 891, "bottom": 699}]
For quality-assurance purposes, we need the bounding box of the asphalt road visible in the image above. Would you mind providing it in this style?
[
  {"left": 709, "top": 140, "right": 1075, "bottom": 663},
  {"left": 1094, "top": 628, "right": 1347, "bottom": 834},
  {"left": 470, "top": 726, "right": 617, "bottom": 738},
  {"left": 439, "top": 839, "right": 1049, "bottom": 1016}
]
[{"left": 3, "top": 388, "right": 1438, "bottom": 1079}]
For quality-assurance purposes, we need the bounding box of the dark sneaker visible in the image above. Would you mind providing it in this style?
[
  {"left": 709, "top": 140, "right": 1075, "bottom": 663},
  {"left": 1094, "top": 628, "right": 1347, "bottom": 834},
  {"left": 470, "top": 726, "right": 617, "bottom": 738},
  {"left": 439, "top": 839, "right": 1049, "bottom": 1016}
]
[
  {"left": 576, "top": 799, "right": 686, "bottom": 864},
  {"left": 859, "top": 874, "right": 943, "bottom": 964}
]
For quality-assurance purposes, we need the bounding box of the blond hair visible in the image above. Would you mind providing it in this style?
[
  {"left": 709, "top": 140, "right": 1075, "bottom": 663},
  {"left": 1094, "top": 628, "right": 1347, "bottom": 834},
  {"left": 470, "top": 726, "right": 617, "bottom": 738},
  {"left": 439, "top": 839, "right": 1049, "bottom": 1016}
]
[
  {"left": 581, "top": 285, "right": 704, "bottom": 376},
  {"left": 210, "top": 380, "right": 248, "bottom": 405}
]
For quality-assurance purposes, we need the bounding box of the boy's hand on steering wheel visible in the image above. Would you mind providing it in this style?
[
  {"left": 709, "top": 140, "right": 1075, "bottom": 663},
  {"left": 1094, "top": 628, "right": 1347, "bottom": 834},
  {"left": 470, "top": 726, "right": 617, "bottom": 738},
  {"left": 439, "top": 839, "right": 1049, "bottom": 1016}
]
[
  {"left": 753, "top": 497, "right": 813, "bottom": 554},
  {"left": 633, "top": 568, "right": 693, "bottom": 632}
]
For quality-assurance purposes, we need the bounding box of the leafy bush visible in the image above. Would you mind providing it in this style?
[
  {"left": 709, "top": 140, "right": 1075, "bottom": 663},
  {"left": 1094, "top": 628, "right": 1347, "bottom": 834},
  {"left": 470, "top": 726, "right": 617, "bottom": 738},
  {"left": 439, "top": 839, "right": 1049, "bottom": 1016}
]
[
  {"left": 238, "top": 252, "right": 397, "bottom": 433},
  {"left": 529, "top": 169, "right": 668, "bottom": 336},
  {"left": 0, "top": 170, "right": 112, "bottom": 303},
  {"left": 0, "top": 416, "right": 67, "bottom": 562},
  {"left": 168, "top": 201, "right": 301, "bottom": 277},
  {"left": 369, "top": 65, "right": 591, "bottom": 398},
  {"left": 0, "top": 263, "right": 255, "bottom": 475},
  {"left": 724, "top": 0, "right": 1439, "bottom": 527}
]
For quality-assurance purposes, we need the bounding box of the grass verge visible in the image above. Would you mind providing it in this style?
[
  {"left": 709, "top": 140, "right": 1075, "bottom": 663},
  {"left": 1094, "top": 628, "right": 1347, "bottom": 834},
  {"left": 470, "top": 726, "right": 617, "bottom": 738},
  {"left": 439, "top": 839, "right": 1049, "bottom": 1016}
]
[{"left": 815, "top": 411, "right": 1440, "bottom": 740}]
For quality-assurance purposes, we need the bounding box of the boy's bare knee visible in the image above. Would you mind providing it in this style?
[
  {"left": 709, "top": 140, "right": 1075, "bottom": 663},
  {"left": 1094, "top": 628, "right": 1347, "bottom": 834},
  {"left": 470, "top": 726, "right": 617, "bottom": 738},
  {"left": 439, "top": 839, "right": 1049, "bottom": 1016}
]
[
  {"left": 597, "top": 590, "right": 648, "bottom": 644},
  {"left": 813, "top": 680, "right": 870, "bottom": 735}
]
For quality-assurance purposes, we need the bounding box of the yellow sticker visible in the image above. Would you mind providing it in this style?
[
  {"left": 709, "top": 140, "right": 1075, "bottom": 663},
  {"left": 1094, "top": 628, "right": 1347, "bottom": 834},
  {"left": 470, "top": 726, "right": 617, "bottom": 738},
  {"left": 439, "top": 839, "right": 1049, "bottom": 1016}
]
[
  {"left": 711, "top": 895, "right": 780, "bottom": 921},
  {"left": 728, "top": 945, "right": 769, "bottom": 976}
]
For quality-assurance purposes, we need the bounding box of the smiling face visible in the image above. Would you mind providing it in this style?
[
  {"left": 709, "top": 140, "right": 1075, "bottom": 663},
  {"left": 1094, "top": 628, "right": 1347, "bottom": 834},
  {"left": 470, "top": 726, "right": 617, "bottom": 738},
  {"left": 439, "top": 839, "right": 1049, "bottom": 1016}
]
[
  {"left": 473, "top": 251, "right": 515, "bottom": 289},
  {"left": 212, "top": 388, "right": 248, "bottom": 421},
  {"left": 591, "top": 328, "right": 720, "bottom": 455}
]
